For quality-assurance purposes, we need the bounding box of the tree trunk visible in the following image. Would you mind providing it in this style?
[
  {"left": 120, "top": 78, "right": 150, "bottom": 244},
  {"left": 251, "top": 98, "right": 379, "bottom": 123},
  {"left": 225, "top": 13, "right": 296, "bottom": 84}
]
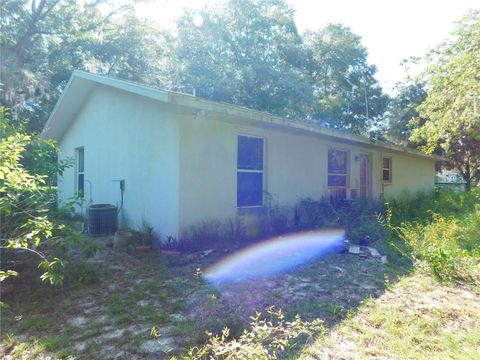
[
  {"left": 463, "top": 160, "right": 471, "bottom": 192},
  {"left": 465, "top": 178, "right": 471, "bottom": 192}
]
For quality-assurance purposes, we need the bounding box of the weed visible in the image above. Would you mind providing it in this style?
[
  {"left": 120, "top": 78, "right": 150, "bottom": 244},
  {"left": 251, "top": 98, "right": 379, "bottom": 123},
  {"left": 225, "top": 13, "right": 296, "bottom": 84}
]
[
  {"left": 131, "top": 221, "right": 159, "bottom": 246},
  {"left": 176, "top": 307, "right": 325, "bottom": 359},
  {"left": 69, "top": 263, "right": 100, "bottom": 284},
  {"left": 391, "top": 207, "right": 480, "bottom": 283},
  {"left": 17, "top": 314, "right": 54, "bottom": 333}
]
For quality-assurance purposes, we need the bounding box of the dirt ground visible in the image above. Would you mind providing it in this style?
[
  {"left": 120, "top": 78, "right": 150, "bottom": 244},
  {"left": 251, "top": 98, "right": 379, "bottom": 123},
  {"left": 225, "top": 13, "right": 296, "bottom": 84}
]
[{"left": 1, "top": 237, "right": 389, "bottom": 359}]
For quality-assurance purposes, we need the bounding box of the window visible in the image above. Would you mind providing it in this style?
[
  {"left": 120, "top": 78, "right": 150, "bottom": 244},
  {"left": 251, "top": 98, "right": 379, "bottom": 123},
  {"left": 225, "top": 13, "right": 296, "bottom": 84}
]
[
  {"left": 237, "top": 135, "right": 264, "bottom": 207},
  {"left": 383, "top": 157, "right": 392, "bottom": 183},
  {"left": 328, "top": 149, "right": 348, "bottom": 187},
  {"left": 75, "top": 147, "right": 84, "bottom": 197}
]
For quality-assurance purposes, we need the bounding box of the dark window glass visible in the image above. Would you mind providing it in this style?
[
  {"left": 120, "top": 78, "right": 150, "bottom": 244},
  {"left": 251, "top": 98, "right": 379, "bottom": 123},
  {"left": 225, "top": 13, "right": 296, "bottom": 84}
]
[
  {"left": 328, "top": 175, "right": 347, "bottom": 187},
  {"left": 383, "top": 169, "right": 391, "bottom": 182},
  {"left": 328, "top": 149, "right": 347, "bottom": 174},
  {"left": 237, "top": 172, "right": 263, "bottom": 207},
  {"left": 383, "top": 157, "right": 390, "bottom": 169},
  {"left": 78, "top": 174, "right": 84, "bottom": 197},
  {"left": 238, "top": 136, "right": 263, "bottom": 170},
  {"left": 78, "top": 148, "right": 84, "bottom": 172}
]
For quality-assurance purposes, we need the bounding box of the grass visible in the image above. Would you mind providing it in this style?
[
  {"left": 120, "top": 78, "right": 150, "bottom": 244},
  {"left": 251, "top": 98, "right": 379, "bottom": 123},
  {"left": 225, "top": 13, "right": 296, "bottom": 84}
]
[
  {"left": 2, "top": 190, "right": 479, "bottom": 359},
  {"left": 0, "top": 249, "right": 198, "bottom": 359},
  {"left": 1, "top": 247, "right": 390, "bottom": 359},
  {"left": 301, "top": 272, "right": 480, "bottom": 359}
]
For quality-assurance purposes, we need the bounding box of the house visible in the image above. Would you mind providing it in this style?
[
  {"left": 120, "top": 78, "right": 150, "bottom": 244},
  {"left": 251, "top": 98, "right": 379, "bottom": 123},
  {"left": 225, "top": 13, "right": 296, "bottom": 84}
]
[{"left": 42, "top": 71, "right": 442, "bottom": 239}]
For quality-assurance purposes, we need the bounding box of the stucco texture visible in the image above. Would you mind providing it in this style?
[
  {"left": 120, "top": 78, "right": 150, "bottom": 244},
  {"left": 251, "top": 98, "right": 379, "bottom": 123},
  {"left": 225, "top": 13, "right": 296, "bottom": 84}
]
[
  {"left": 58, "top": 86, "right": 436, "bottom": 239},
  {"left": 178, "top": 114, "right": 436, "bottom": 233},
  {"left": 58, "top": 85, "right": 180, "bottom": 237}
]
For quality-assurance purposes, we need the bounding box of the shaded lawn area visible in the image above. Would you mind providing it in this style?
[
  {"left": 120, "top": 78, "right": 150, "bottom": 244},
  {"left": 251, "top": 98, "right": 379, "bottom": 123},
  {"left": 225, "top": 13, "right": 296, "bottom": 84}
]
[
  {"left": 301, "top": 273, "right": 480, "bottom": 359},
  {"left": 1, "top": 238, "right": 392, "bottom": 359},
  {"left": 5, "top": 237, "right": 478, "bottom": 359}
]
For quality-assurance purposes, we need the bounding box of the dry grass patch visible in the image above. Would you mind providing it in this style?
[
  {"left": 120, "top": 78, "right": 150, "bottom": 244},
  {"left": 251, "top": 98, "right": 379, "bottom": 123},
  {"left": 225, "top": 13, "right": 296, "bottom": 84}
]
[{"left": 301, "top": 272, "right": 480, "bottom": 359}]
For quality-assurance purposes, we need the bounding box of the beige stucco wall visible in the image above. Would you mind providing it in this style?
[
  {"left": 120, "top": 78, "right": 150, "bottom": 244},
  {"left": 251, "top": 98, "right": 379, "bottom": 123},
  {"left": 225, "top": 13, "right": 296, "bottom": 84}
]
[
  {"left": 179, "top": 114, "right": 436, "bottom": 233},
  {"left": 382, "top": 152, "right": 436, "bottom": 198},
  {"left": 57, "top": 87, "right": 436, "bottom": 239},
  {"left": 58, "top": 85, "right": 180, "bottom": 238}
]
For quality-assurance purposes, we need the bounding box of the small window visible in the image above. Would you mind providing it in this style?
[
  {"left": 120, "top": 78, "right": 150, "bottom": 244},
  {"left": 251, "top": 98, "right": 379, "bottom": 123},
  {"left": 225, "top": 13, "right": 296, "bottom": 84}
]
[
  {"left": 383, "top": 157, "right": 392, "bottom": 183},
  {"left": 328, "top": 149, "right": 348, "bottom": 187},
  {"left": 75, "top": 147, "right": 85, "bottom": 197},
  {"left": 237, "top": 135, "right": 264, "bottom": 207}
]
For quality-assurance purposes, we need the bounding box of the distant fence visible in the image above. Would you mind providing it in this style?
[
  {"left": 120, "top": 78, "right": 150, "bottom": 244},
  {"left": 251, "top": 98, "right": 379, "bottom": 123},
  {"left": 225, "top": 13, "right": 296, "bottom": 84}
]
[{"left": 435, "top": 182, "right": 467, "bottom": 192}]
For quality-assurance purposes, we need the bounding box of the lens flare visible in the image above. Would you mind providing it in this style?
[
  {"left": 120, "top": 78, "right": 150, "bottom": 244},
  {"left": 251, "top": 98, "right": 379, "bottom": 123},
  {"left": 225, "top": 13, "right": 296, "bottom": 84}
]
[{"left": 204, "top": 228, "right": 345, "bottom": 284}]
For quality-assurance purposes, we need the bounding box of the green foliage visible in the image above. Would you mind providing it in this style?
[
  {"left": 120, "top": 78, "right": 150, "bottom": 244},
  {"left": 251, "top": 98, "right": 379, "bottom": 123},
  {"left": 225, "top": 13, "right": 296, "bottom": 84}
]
[
  {"left": 180, "top": 197, "right": 389, "bottom": 251},
  {"left": 342, "top": 199, "right": 386, "bottom": 244},
  {"left": 410, "top": 10, "right": 480, "bottom": 189},
  {"left": 384, "top": 82, "right": 427, "bottom": 144},
  {"left": 386, "top": 189, "right": 480, "bottom": 226},
  {"left": 172, "top": 0, "right": 313, "bottom": 118},
  {"left": 1, "top": 0, "right": 170, "bottom": 131},
  {"left": 0, "top": 106, "right": 93, "bottom": 285},
  {"left": 306, "top": 24, "right": 390, "bottom": 134},
  {"left": 175, "top": 307, "right": 325, "bottom": 359},
  {"left": 69, "top": 263, "right": 100, "bottom": 284},
  {"left": 385, "top": 190, "right": 480, "bottom": 283},
  {"left": 181, "top": 220, "right": 237, "bottom": 251},
  {"left": 131, "top": 221, "right": 158, "bottom": 247},
  {"left": 1, "top": 0, "right": 388, "bottom": 135},
  {"left": 173, "top": 1, "right": 388, "bottom": 133},
  {"left": 296, "top": 200, "right": 339, "bottom": 230}
]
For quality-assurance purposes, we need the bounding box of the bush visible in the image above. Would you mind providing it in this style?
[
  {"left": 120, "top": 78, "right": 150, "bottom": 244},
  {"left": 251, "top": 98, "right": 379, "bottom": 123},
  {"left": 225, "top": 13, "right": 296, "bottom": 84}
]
[
  {"left": 387, "top": 189, "right": 480, "bottom": 226},
  {"left": 0, "top": 107, "right": 92, "bottom": 286},
  {"left": 69, "top": 263, "right": 101, "bottom": 284},
  {"left": 174, "top": 307, "right": 325, "bottom": 359},
  {"left": 296, "top": 200, "right": 339, "bottom": 230},
  {"left": 390, "top": 202, "right": 480, "bottom": 283},
  {"left": 341, "top": 199, "right": 386, "bottom": 245},
  {"left": 180, "top": 220, "right": 232, "bottom": 251},
  {"left": 131, "top": 221, "right": 158, "bottom": 247}
]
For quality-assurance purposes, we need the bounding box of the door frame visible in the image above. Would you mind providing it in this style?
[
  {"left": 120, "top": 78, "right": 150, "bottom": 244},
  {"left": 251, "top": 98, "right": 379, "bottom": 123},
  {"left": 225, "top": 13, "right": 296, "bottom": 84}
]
[{"left": 358, "top": 153, "right": 372, "bottom": 198}]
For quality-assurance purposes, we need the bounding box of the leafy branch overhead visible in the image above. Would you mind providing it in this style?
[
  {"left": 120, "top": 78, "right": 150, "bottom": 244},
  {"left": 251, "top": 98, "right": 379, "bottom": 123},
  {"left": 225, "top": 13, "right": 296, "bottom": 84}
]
[
  {"left": 0, "top": 107, "right": 96, "bottom": 285},
  {"left": 1, "top": 0, "right": 388, "bottom": 136},
  {"left": 410, "top": 10, "right": 480, "bottom": 190}
]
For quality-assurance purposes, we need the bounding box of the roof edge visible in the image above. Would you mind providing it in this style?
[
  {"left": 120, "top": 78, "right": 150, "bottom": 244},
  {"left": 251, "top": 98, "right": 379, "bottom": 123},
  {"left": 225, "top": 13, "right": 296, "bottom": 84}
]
[{"left": 43, "top": 70, "right": 445, "bottom": 162}]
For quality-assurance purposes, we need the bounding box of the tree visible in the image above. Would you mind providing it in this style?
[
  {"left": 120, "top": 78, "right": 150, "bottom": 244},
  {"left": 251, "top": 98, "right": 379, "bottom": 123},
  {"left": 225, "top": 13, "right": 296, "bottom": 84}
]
[
  {"left": 305, "top": 24, "right": 389, "bottom": 135},
  {"left": 1, "top": 0, "right": 166, "bottom": 132},
  {"left": 0, "top": 107, "right": 97, "bottom": 284},
  {"left": 170, "top": 0, "right": 314, "bottom": 118},
  {"left": 410, "top": 10, "right": 480, "bottom": 190},
  {"left": 385, "top": 82, "right": 427, "bottom": 144},
  {"left": 0, "top": 107, "right": 62, "bottom": 283},
  {"left": 2, "top": 0, "right": 389, "bottom": 135}
]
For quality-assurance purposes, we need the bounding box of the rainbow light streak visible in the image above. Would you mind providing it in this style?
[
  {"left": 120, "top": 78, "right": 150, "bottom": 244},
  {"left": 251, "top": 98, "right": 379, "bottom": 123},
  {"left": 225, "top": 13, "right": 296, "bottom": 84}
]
[{"left": 204, "top": 228, "right": 345, "bottom": 284}]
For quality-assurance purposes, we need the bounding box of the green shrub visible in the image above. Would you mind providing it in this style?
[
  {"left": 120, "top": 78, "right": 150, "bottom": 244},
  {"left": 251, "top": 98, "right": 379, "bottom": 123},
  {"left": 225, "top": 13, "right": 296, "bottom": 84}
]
[
  {"left": 391, "top": 206, "right": 480, "bottom": 283},
  {"left": 180, "top": 220, "right": 228, "bottom": 251},
  {"left": 387, "top": 189, "right": 480, "bottom": 226},
  {"left": 69, "top": 263, "right": 100, "bottom": 284},
  {"left": 131, "top": 221, "right": 158, "bottom": 247},
  {"left": 296, "top": 200, "right": 339, "bottom": 230},
  {"left": 174, "top": 307, "right": 325, "bottom": 360},
  {"left": 0, "top": 108, "right": 93, "bottom": 285}
]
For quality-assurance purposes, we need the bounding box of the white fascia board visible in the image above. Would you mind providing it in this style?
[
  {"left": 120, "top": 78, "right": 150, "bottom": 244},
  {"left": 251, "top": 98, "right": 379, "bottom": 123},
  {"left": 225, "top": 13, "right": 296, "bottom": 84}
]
[{"left": 42, "top": 70, "right": 444, "bottom": 162}]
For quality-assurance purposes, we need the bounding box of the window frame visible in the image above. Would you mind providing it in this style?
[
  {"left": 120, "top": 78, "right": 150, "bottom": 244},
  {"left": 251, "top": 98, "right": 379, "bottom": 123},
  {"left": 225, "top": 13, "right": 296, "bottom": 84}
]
[
  {"left": 75, "top": 147, "right": 85, "bottom": 198},
  {"left": 236, "top": 134, "right": 265, "bottom": 208},
  {"left": 382, "top": 156, "right": 393, "bottom": 184},
  {"left": 327, "top": 148, "right": 349, "bottom": 189}
]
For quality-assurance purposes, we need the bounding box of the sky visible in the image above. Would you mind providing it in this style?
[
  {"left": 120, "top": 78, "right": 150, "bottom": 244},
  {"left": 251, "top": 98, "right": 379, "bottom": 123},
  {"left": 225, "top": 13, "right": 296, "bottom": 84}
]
[{"left": 134, "top": 0, "right": 479, "bottom": 93}]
